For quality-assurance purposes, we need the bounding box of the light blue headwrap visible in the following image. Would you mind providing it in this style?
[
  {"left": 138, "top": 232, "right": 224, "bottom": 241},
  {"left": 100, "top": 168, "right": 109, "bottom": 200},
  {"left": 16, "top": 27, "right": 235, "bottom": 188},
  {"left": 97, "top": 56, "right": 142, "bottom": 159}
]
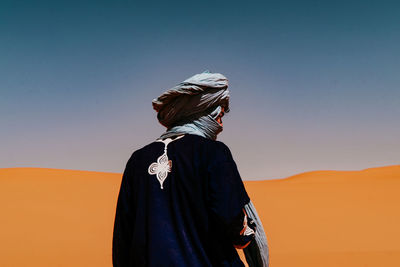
[{"left": 152, "top": 71, "right": 229, "bottom": 140}]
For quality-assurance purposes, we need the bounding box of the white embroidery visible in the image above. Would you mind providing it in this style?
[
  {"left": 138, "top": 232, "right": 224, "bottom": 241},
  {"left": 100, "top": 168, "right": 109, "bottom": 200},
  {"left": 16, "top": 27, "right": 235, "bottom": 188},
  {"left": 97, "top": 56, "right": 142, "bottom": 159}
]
[
  {"left": 148, "top": 135, "right": 184, "bottom": 189},
  {"left": 244, "top": 225, "right": 255, "bottom": 236},
  {"left": 242, "top": 211, "right": 255, "bottom": 236}
]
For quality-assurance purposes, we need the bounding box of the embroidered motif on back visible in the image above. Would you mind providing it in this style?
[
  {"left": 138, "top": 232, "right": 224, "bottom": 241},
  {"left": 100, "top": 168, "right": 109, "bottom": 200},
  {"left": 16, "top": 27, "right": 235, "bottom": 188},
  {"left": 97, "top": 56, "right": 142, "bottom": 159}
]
[{"left": 148, "top": 135, "right": 184, "bottom": 189}]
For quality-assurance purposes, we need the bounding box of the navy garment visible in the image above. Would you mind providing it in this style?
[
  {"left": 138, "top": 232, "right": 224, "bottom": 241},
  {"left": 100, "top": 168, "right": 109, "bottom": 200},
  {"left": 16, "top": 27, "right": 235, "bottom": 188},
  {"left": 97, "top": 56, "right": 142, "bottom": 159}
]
[{"left": 112, "top": 134, "right": 251, "bottom": 267}]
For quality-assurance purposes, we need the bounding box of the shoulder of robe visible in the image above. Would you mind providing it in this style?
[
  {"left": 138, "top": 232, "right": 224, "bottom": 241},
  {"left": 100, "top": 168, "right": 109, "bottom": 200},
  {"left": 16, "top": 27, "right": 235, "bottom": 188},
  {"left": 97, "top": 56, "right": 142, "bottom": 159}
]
[
  {"left": 123, "top": 150, "right": 139, "bottom": 170},
  {"left": 206, "top": 140, "right": 236, "bottom": 171},
  {"left": 213, "top": 140, "right": 235, "bottom": 160},
  {"left": 125, "top": 140, "right": 160, "bottom": 164},
  {"left": 124, "top": 144, "right": 151, "bottom": 167}
]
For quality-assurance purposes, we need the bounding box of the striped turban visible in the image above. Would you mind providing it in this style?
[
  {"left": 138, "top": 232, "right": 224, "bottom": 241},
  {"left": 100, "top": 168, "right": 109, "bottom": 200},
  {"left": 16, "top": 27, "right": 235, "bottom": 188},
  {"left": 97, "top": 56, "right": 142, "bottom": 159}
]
[{"left": 152, "top": 71, "right": 230, "bottom": 128}]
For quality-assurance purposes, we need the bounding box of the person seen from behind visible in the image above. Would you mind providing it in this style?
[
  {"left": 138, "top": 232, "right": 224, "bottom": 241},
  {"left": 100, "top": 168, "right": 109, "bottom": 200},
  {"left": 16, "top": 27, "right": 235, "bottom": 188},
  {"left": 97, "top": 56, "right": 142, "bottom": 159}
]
[{"left": 112, "top": 71, "right": 269, "bottom": 267}]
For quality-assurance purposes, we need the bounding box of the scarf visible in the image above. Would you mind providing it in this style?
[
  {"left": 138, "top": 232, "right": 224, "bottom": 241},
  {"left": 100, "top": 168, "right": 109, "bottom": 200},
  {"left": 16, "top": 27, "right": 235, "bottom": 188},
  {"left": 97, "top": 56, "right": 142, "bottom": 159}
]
[
  {"left": 159, "top": 105, "right": 223, "bottom": 140},
  {"left": 244, "top": 201, "right": 270, "bottom": 267}
]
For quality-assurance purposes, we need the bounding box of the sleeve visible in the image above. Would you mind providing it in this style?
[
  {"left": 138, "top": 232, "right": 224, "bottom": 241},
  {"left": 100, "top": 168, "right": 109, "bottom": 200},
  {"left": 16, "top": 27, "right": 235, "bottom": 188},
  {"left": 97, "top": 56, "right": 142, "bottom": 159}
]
[
  {"left": 112, "top": 154, "right": 136, "bottom": 267},
  {"left": 230, "top": 208, "right": 257, "bottom": 249},
  {"left": 207, "top": 141, "right": 255, "bottom": 247}
]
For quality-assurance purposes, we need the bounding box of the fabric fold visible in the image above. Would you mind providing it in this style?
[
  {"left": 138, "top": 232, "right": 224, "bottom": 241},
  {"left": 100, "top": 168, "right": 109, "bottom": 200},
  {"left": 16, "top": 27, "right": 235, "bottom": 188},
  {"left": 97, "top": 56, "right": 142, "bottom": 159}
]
[
  {"left": 152, "top": 71, "right": 230, "bottom": 129},
  {"left": 158, "top": 105, "right": 223, "bottom": 141},
  {"left": 243, "top": 201, "right": 270, "bottom": 267}
]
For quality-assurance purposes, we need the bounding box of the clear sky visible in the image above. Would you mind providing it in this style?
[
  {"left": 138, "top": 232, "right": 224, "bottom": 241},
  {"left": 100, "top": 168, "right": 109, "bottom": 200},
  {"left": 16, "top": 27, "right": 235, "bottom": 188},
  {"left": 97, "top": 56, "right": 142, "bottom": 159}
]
[{"left": 1, "top": 0, "right": 399, "bottom": 180}]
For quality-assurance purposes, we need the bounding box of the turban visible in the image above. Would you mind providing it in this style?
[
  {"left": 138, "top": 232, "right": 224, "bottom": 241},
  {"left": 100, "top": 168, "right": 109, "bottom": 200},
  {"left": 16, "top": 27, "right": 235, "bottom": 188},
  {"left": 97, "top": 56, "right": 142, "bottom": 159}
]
[{"left": 152, "top": 71, "right": 230, "bottom": 128}]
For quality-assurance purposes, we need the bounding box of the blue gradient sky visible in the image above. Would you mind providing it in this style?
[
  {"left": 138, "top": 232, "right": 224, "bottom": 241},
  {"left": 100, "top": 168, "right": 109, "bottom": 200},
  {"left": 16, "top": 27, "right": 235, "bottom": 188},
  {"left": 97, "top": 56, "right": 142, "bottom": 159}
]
[{"left": 1, "top": 0, "right": 399, "bottom": 179}]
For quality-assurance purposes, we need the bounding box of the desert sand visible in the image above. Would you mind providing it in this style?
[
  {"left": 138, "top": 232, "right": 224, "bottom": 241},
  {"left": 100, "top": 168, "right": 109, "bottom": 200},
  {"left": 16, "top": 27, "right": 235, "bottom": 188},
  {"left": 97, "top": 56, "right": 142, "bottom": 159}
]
[{"left": 0, "top": 165, "right": 399, "bottom": 266}]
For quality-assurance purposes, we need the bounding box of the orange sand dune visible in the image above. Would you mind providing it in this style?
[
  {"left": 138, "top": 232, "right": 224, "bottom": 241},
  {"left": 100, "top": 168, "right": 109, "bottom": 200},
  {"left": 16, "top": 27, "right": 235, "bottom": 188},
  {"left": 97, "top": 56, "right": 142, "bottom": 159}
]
[{"left": 0, "top": 165, "right": 399, "bottom": 267}]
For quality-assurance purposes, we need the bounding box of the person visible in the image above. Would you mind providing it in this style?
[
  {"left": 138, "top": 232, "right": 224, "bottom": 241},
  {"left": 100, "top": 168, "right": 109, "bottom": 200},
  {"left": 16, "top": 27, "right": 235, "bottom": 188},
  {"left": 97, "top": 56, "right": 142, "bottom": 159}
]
[{"left": 112, "top": 71, "right": 269, "bottom": 267}]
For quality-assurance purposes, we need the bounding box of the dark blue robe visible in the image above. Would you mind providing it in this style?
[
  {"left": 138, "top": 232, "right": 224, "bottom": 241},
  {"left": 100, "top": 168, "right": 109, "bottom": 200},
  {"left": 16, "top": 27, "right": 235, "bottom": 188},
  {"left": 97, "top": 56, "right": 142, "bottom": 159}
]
[{"left": 112, "top": 134, "right": 251, "bottom": 267}]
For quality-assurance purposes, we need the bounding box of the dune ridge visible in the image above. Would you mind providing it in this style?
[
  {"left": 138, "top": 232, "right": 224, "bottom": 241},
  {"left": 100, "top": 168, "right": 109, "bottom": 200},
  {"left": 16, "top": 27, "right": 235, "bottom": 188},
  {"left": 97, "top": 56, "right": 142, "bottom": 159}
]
[{"left": 0, "top": 165, "right": 399, "bottom": 267}]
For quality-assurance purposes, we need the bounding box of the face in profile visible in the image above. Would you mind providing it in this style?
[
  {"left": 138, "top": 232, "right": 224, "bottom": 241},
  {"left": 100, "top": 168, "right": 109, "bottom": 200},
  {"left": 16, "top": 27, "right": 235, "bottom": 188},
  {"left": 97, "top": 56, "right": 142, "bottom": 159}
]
[{"left": 216, "top": 107, "right": 225, "bottom": 127}]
